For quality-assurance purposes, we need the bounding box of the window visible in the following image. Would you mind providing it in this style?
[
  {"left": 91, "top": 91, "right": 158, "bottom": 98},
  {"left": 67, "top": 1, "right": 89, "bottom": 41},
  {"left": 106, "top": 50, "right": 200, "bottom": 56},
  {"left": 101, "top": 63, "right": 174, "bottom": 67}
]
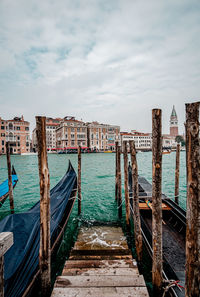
[
  {"left": 1, "top": 133, "right": 5, "bottom": 137},
  {"left": 71, "top": 134, "right": 75, "bottom": 139},
  {"left": 71, "top": 128, "right": 75, "bottom": 132},
  {"left": 1, "top": 126, "right": 5, "bottom": 130},
  {"left": 17, "top": 136, "right": 20, "bottom": 140},
  {"left": 25, "top": 127, "right": 29, "bottom": 131},
  {"left": 2, "top": 140, "right": 4, "bottom": 145},
  {"left": 77, "top": 128, "right": 80, "bottom": 132},
  {"left": 16, "top": 127, "right": 20, "bottom": 130}
]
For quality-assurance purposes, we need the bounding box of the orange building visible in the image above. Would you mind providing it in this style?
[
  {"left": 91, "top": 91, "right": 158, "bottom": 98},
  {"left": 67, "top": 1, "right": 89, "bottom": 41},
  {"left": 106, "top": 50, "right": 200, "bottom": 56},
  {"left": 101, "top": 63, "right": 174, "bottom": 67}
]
[
  {"left": 0, "top": 116, "right": 30, "bottom": 154},
  {"left": 56, "top": 116, "right": 87, "bottom": 149}
]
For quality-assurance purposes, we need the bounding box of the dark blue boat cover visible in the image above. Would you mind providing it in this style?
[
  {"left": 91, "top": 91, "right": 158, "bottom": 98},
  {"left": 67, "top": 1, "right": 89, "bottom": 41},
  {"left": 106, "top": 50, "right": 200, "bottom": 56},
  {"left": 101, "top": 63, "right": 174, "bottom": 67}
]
[
  {"left": 0, "top": 161, "right": 77, "bottom": 297},
  {"left": 0, "top": 174, "right": 18, "bottom": 198}
]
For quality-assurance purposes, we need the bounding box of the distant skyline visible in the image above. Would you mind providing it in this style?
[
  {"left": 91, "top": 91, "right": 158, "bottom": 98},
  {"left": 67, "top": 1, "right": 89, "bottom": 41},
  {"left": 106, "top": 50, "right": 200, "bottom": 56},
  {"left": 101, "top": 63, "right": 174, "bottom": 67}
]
[{"left": 0, "top": 1, "right": 199, "bottom": 135}]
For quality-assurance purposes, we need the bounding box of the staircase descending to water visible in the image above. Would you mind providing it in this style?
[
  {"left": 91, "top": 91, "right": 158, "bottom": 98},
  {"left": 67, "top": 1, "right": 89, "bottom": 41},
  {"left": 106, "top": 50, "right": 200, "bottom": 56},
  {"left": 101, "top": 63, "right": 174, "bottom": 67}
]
[{"left": 51, "top": 225, "right": 149, "bottom": 297}]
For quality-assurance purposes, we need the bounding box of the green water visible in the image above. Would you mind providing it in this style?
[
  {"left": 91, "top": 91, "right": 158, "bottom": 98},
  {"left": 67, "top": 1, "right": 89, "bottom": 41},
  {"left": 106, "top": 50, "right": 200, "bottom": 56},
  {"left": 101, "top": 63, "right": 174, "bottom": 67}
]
[{"left": 0, "top": 152, "right": 187, "bottom": 292}]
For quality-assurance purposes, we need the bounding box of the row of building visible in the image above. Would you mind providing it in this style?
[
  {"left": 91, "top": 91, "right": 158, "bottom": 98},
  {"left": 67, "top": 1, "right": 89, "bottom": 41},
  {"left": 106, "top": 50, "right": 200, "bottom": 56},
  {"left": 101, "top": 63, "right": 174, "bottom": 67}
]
[
  {"left": 0, "top": 106, "right": 180, "bottom": 154},
  {"left": 32, "top": 116, "right": 121, "bottom": 152}
]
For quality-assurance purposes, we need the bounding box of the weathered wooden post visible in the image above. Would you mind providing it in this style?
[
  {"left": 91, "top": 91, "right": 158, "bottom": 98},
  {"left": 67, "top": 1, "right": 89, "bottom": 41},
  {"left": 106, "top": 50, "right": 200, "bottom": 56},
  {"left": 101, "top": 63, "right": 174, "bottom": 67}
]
[
  {"left": 175, "top": 143, "right": 180, "bottom": 204},
  {"left": 152, "top": 109, "right": 163, "bottom": 295},
  {"left": 0, "top": 232, "right": 13, "bottom": 297},
  {"left": 6, "top": 142, "right": 14, "bottom": 214},
  {"left": 78, "top": 145, "right": 82, "bottom": 215},
  {"left": 123, "top": 141, "right": 130, "bottom": 226},
  {"left": 117, "top": 146, "right": 122, "bottom": 219},
  {"left": 185, "top": 102, "right": 200, "bottom": 297},
  {"left": 129, "top": 140, "right": 142, "bottom": 262},
  {"left": 36, "top": 116, "right": 51, "bottom": 296},
  {"left": 115, "top": 142, "right": 119, "bottom": 201}
]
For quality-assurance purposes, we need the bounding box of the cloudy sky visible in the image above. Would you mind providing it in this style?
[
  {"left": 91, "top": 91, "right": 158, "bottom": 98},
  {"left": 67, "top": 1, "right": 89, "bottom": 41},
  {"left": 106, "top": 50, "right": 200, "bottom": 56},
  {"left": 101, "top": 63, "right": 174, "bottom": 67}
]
[{"left": 0, "top": 0, "right": 199, "bottom": 135}]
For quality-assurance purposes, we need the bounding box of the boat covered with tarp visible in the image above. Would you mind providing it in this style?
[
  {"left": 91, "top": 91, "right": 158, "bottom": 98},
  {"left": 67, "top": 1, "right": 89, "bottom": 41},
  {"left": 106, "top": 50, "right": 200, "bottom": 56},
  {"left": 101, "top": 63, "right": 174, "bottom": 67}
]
[
  {"left": 0, "top": 166, "right": 18, "bottom": 206},
  {"left": 128, "top": 166, "right": 186, "bottom": 297},
  {"left": 0, "top": 161, "right": 77, "bottom": 297}
]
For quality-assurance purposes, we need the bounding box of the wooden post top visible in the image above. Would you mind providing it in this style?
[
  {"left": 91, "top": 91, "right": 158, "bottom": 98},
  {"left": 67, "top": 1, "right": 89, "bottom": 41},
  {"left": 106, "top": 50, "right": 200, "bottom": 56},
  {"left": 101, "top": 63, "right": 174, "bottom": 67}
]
[{"left": 0, "top": 232, "right": 13, "bottom": 257}]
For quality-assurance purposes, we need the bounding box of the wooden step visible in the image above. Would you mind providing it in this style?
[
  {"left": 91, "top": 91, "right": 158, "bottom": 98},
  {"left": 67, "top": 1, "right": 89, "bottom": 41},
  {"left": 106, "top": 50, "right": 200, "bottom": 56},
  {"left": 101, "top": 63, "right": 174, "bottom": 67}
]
[
  {"left": 69, "top": 254, "right": 133, "bottom": 260},
  {"left": 55, "top": 275, "right": 146, "bottom": 287},
  {"left": 62, "top": 267, "right": 139, "bottom": 276},
  {"left": 64, "top": 259, "right": 137, "bottom": 269},
  {"left": 52, "top": 287, "right": 149, "bottom": 297},
  {"left": 70, "top": 249, "right": 131, "bottom": 256}
]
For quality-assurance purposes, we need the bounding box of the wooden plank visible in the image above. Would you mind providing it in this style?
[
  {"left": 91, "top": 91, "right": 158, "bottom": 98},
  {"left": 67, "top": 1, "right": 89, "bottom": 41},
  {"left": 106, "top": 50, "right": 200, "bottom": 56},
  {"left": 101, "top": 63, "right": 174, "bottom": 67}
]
[
  {"left": 55, "top": 275, "right": 146, "bottom": 287},
  {"left": 0, "top": 232, "right": 13, "bottom": 257},
  {"left": 51, "top": 287, "right": 149, "bottom": 297},
  {"left": 62, "top": 267, "right": 139, "bottom": 276},
  {"left": 68, "top": 255, "right": 133, "bottom": 261},
  {"left": 78, "top": 226, "right": 124, "bottom": 235},
  {"left": 0, "top": 256, "right": 3, "bottom": 297},
  {"left": 64, "top": 259, "right": 137, "bottom": 269},
  {"left": 70, "top": 249, "right": 132, "bottom": 256},
  {"left": 123, "top": 141, "right": 130, "bottom": 225}
]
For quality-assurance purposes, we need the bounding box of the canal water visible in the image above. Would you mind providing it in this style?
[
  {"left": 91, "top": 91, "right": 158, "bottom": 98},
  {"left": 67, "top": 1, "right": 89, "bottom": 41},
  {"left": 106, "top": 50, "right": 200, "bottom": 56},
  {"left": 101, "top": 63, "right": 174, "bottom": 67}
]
[{"left": 0, "top": 152, "right": 186, "bottom": 292}]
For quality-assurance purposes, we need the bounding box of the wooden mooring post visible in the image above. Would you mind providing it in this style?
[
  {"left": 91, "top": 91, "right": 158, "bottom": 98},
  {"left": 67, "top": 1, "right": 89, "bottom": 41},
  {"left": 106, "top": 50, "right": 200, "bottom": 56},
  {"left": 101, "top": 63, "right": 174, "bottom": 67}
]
[
  {"left": 6, "top": 142, "right": 14, "bottom": 214},
  {"left": 78, "top": 145, "right": 82, "bottom": 215},
  {"left": 123, "top": 141, "right": 130, "bottom": 226},
  {"left": 115, "top": 142, "right": 119, "bottom": 201},
  {"left": 175, "top": 143, "right": 180, "bottom": 204},
  {"left": 185, "top": 102, "right": 200, "bottom": 297},
  {"left": 36, "top": 116, "right": 51, "bottom": 297},
  {"left": 129, "top": 140, "right": 142, "bottom": 262},
  {"left": 152, "top": 109, "right": 163, "bottom": 295},
  {"left": 117, "top": 146, "right": 122, "bottom": 219},
  {"left": 0, "top": 232, "right": 13, "bottom": 297}
]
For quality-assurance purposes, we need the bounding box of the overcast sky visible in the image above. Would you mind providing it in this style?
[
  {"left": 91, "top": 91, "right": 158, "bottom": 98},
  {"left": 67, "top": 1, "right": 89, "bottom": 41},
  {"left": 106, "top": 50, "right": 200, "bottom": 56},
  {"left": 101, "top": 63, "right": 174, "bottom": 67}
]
[{"left": 0, "top": 0, "right": 199, "bottom": 135}]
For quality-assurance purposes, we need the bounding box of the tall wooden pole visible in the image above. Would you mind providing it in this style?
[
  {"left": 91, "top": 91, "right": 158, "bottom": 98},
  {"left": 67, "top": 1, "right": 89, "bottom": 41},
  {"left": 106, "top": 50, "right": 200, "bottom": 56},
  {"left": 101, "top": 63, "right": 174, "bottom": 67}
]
[
  {"left": 185, "top": 102, "right": 200, "bottom": 297},
  {"left": 175, "top": 143, "right": 180, "bottom": 204},
  {"left": 78, "top": 145, "right": 82, "bottom": 215},
  {"left": 152, "top": 109, "right": 163, "bottom": 295},
  {"left": 129, "top": 140, "right": 142, "bottom": 262},
  {"left": 6, "top": 142, "right": 14, "bottom": 214},
  {"left": 36, "top": 116, "right": 51, "bottom": 297},
  {"left": 115, "top": 142, "right": 119, "bottom": 201},
  {"left": 117, "top": 146, "right": 122, "bottom": 219},
  {"left": 123, "top": 141, "right": 130, "bottom": 226}
]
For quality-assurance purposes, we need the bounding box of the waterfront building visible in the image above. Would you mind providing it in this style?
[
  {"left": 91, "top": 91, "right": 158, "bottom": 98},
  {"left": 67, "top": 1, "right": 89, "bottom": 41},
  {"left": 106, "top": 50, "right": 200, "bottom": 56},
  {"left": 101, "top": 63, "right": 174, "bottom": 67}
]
[
  {"left": 121, "top": 131, "right": 152, "bottom": 151},
  {"left": 170, "top": 105, "right": 179, "bottom": 137},
  {"left": 87, "top": 122, "right": 120, "bottom": 151},
  {"left": 0, "top": 116, "right": 30, "bottom": 154},
  {"left": 32, "top": 117, "right": 62, "bottom": 151},
  {"left": 56, "top": 116, "right": 87, "bottom": 150}
]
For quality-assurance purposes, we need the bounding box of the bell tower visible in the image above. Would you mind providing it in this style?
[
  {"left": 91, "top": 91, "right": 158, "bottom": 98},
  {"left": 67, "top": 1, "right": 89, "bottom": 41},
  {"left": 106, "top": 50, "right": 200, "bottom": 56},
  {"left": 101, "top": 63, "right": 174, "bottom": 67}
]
[{"left": 170, "top": 105, "right": 178, "bottom": 137}]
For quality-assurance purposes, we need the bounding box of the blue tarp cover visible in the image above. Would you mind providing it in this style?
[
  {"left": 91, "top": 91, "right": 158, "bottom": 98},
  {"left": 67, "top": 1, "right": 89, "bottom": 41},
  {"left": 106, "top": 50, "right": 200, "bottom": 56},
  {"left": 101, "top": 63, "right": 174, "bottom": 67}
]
[
  {"left": 0, "top": 175, "right": 18, "bottom": 198},
  {"left": 0, "top": 161, "right": 77, "bottom": 297}
]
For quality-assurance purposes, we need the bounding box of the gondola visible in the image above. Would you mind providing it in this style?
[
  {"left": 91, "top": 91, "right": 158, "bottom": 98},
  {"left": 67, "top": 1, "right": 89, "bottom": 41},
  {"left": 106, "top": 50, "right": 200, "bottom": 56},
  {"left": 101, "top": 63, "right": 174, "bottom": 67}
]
[
  {"left": 128, "top": 167, "right": 186, "bottom": 297},
  {"left": 0, "top": 166, "right": 18, "bottom": 206},
  {"left": 0, "top": 161, "right": 77, "bottom": 297}
]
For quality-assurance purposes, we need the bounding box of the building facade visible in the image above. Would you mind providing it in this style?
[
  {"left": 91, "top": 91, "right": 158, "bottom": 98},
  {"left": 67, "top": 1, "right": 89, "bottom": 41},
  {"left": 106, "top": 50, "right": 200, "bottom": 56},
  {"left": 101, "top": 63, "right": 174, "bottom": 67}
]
[
  {"left": 32, "top": 117, "right": 62, "bottom": 151},
  {"left": 87, "top": 122, "right": 120, "bottom": 151},
  {"left": 170, "top": 105, "right": 179, "bottom": 137},
  {"left": 56, "top": 116, "right": 87, "bottom": 150},
  {"left": 121, "top": 131, "right": 152, "bottom": 151},
  {"left": 0, "top": 116, "right": 30, "bottom": 154}
]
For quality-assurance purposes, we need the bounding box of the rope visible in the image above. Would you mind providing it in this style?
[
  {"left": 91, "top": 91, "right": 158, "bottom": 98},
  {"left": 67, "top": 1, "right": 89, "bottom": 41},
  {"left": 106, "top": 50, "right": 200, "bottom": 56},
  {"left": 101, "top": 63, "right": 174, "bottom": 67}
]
[{"left": 162, "top": 280, "right": 185, "bottom": 297}]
